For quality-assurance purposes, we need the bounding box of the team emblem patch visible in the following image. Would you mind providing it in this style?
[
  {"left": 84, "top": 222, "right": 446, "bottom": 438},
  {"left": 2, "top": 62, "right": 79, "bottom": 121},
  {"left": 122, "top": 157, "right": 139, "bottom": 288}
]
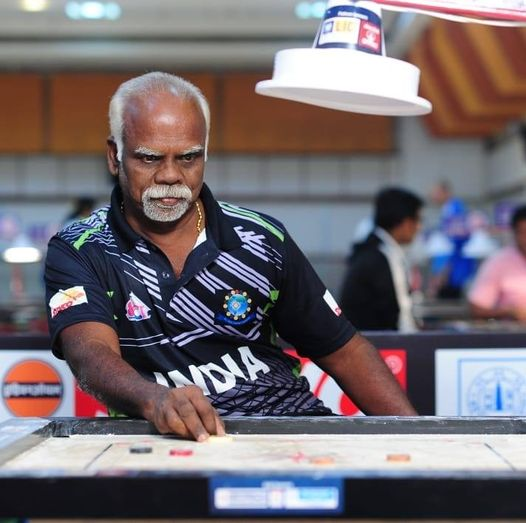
[
  {"left": 49, "top": 286, "right": 88, "bottom": 318},
  {"left": 125, "top": 292, "right": 151, "bottom": 322},
  {"left": 215, "top": 290, "right": 256, "bottom": 326}
]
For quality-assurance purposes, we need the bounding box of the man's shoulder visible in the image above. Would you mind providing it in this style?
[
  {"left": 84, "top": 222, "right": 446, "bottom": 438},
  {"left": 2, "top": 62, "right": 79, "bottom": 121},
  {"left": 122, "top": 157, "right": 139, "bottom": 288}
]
[
  {"left": 486, "top": 246, "right": 523, "bottom": 268},
  {"left": 350, "top": 234, "right": 385, "bottom": 262},
  {"left": 56, "top": 205, "right": 113, "bottom": 251},
  {"left": 217, "top": 201, "right": 286, "bottom": 243}
]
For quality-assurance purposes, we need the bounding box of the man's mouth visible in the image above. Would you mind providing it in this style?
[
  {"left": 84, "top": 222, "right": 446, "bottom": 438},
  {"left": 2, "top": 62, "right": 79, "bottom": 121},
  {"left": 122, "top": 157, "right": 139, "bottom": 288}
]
[{"left": 152, "top": 197, "right": 182, "bottom": 206}]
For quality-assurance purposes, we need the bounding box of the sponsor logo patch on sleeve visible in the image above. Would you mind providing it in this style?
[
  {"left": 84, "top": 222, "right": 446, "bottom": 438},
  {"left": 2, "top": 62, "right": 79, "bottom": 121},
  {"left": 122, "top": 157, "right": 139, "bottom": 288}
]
[
  {"left": 323, "top": 289, "right": 342, "bottom": 317},
  {"left": 49, "top": 286, "right": 88, "bottom": 318},
  {"left": 125, "top": 292, "right": 151, "bottom": 322}
]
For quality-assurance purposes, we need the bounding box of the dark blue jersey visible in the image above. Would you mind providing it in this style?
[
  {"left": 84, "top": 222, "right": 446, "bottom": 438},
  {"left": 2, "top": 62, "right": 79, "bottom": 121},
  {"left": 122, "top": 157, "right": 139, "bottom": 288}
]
[{"left": 45, "top": 184, "right": 355, "bottom": 416}]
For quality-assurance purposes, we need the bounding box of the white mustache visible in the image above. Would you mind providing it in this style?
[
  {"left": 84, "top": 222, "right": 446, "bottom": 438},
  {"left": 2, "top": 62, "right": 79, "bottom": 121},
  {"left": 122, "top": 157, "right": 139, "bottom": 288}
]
[{"left": 144, "top": 185, "right": 192, "bottom": 199}]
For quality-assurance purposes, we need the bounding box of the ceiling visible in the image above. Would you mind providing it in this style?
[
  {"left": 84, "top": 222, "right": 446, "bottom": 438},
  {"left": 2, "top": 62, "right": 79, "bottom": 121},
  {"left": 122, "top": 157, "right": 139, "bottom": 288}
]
[{"left": 0, "top": 0, "right": 429, "bottom": 70}]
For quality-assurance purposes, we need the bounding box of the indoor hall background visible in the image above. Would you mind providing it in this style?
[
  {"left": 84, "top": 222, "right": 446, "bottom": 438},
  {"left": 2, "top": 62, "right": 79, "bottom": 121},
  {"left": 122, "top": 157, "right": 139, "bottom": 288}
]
[
  {"left": 0, "top": 115, "right": 520, "bottom": 304},
  {"left": 1, "top": 1, "right": 526, "bottom": 314}
]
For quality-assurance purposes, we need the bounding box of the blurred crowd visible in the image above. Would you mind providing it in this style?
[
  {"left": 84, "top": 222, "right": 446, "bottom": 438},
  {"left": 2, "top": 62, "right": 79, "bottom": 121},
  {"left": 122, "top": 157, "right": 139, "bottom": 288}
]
[{"left": 339, "top": 180, "right": 526, "bottom": 331}]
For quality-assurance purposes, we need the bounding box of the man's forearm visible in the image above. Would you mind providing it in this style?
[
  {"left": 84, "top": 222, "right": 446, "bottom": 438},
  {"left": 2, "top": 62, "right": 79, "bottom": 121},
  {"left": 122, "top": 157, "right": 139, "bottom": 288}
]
[{"left": 64, "top": 337, "right": 165, "bottom": 419}]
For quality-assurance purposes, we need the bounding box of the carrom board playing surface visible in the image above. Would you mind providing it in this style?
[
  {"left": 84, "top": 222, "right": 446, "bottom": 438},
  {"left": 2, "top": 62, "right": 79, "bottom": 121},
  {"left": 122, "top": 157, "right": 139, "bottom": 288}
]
[
  {"left": 1, "top": 416, "right": 526, "bottom": 519},
  {"left": 3, "top": 432, "right": 526, "bottom": 472}
]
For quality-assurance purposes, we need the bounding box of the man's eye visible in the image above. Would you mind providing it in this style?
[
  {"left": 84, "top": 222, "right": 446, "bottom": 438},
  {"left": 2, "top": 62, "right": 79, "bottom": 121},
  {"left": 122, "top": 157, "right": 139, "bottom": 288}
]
[
  {"left": 181, "top": 153, "right": 196, "bottom": 162},
  {"left": 143, "top": 155, "right": 158, "bottom": 163}
]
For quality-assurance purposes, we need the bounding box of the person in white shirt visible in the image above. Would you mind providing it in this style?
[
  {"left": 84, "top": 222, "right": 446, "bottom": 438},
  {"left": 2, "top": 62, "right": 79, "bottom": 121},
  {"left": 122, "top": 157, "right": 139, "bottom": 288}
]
[{"left": 340, "top": 187, "right": 423, "bottom": 331}]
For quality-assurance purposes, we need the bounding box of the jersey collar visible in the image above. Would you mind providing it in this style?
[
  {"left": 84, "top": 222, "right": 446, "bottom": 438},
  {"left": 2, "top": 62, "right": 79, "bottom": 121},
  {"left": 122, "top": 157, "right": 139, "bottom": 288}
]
[{"left": 108, "top": 183, "right": 241, "bottom": 253}]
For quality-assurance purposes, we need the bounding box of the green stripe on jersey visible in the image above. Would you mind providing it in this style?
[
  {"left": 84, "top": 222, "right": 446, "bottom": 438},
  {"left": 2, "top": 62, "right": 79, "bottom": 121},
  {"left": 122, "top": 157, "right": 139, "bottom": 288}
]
[
  {"left": 73, "top": 225, "right": 104, "bottom": 250},
  {"left": 219, "top": 202, "right": 284, "bottom": 241}
]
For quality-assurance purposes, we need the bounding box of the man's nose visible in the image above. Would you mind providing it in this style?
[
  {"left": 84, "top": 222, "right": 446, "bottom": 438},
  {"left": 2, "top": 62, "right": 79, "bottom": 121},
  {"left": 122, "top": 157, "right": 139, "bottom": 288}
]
[{"left": 154, "top": 160, "right": 183, "bottom": 185}]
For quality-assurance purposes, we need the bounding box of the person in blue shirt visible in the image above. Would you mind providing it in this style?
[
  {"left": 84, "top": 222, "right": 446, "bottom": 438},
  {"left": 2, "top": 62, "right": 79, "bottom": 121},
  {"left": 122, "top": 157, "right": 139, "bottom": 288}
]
[{"left": 430, "top": 181, "right": 475, "bottom": 299}]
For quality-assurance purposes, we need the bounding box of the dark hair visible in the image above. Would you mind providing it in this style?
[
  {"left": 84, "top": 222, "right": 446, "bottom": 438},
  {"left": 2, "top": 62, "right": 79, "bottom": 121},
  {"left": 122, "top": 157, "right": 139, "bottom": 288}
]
[
  {"left": 511, "top": 205, "right": 526, "bottom": 229},
  {"left": 374, "top": 187, "right": 423, "bottom": 231}
]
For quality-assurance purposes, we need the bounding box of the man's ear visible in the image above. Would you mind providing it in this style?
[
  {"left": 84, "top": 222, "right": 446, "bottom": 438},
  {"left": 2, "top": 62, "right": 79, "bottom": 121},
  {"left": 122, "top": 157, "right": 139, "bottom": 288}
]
[{"left": 106, "top": 138, "right": 120, "bottom": 177}]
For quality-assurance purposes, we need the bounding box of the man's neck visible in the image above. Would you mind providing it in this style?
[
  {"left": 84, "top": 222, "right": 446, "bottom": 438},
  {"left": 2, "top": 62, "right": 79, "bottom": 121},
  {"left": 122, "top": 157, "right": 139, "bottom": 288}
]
[{"left": 376, "top": 227, "right": 400, "bottom": 245}]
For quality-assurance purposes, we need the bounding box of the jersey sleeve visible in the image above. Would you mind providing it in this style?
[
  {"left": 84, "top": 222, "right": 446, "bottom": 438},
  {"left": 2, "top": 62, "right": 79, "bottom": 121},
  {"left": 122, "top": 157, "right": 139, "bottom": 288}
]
[
  {"left": 271, "top": 231, "right": 356, "bottom": 359},
  {"left": 44, "top": 236, "right": 116, "bottom": 358}
]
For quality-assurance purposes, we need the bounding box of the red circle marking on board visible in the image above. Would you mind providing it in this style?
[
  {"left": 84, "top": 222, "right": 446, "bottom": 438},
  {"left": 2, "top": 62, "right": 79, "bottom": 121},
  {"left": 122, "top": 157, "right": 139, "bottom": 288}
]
[{"left": 2, "top": 359, "right": 63, "bottom": 417}]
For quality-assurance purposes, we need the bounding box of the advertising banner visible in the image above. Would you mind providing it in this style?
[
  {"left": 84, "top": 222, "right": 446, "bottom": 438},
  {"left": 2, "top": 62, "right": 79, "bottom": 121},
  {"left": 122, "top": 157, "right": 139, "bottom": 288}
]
[
  {"left": 0, "top": 350, "right": 74, "bottom": 421},
  {"left": 435, "top": 348, "right": 526, "bottom": 415}
]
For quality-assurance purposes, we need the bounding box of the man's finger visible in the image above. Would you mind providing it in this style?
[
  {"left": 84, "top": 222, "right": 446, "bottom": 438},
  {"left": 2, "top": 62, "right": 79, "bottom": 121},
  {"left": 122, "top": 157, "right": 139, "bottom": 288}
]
[
  {"left": 215, "top": 415, "right": 226, "bottom": 436},
  {"left": 162, "top": 409, "right": 191, "bottom": 439},
  {"left": 191, "top": 393, "right": 221, "bottom": 436},
  {"left": 175, "top": 396, "right": 210, "bottom": 442}
]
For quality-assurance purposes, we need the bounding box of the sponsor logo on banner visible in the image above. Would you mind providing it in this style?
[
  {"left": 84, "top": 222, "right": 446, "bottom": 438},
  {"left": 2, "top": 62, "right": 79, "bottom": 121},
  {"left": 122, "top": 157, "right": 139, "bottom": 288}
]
[
  {"left": 2, "top": 359, "right": 63, "bottom": 416},
  {"left": 0, "top": 351, "right": 75, "bottom": 421},
  {"left": 286, "top": 348, "right": 406, "bottom": 415},
  {"left": 468, "top": 368, "right": 526, "bottom": 416},
  {"left": 435, "top": 348, "right": 526, "bottom": 415},
  {"left": 49, "top": 285, "right": 88, "bottom": 318},
  {"left": 323, "top": 290, "right": 342, "bottom": 317},
  {"left": 125, "top": 292, "right": 151, "bottom": 322}
]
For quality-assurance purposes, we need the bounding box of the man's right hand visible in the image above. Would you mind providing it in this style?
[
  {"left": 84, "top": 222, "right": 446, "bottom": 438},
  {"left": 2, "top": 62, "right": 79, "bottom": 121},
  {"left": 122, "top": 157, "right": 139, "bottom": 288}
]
[{"left": 146, "top": 385, "right": 225, "bottom": 441}]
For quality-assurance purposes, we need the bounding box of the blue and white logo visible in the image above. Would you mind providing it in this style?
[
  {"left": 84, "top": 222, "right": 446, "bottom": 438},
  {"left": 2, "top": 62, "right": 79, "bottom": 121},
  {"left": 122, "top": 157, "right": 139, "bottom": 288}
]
[
  {"left": 467, "top": 367, "right": 526, "bottom": 416},
  {"left": 435, "top": 349, "right": 526, "bottom": 416},
  {"left": 215, "top": 290, "right": 256, "bottom": 326}
]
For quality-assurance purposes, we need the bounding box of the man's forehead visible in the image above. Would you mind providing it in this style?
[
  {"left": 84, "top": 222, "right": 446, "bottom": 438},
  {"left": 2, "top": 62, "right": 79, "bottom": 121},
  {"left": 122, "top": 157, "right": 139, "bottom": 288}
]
[
  {"left": 125, "top": 92, "right": 200, "bottom": 119},
  {"left": 122, "top": 95, "right": 205, "bottom": 144}
]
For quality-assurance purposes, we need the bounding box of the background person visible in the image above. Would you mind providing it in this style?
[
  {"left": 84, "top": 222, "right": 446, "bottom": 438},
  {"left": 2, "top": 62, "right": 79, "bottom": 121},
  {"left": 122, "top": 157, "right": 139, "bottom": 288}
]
[
  {"left": 429, "top": 180, "right": 475, "bottom": 299},
  {"left": 468, "top": 205, "right": 526, "bottom": 322},
  {"left": 44, "top": 72, "right": 417, "bottom": 442},
  {"left": 340, "top": 187, "right": 423, "bottom": 331}
]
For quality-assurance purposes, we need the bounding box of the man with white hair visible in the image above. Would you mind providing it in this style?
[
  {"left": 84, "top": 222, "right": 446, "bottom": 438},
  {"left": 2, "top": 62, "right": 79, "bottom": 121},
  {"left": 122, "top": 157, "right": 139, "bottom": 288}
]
[{"left": 45, "top": 72, "right": 416, "bottom": 441}]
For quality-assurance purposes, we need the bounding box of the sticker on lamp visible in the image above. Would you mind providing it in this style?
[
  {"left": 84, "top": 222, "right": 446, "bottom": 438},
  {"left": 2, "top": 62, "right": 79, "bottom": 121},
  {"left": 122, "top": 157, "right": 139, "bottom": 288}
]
[{"left": 314, "top": 1, "right": 384, "bottom": 54}]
